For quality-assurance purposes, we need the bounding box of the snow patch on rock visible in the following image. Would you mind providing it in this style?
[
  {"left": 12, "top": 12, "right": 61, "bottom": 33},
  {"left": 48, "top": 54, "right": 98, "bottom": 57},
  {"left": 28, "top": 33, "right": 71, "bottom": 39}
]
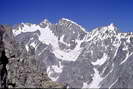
[{"left": 92, "top": 53, "right": 108, "bottom": 66}]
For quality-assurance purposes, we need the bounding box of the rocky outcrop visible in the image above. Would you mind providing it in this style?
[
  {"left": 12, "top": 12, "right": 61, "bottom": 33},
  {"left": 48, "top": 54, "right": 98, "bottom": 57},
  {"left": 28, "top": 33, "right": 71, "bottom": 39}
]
[
  {"left": 0, "top": 25, "right": 66, "bottom": 88},
  {"left": 0, "top": 25, "right": 9, "bottom": 88}
]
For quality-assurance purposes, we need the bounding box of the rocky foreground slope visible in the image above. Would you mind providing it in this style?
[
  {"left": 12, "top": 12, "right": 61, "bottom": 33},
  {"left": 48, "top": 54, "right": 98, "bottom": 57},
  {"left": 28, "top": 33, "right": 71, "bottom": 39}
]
[
  {"left": 0, "top": 18, "right": 133, "bottom": 88},
  {"left": 0, "top": 25, "right": 66, "bottom": 88}
]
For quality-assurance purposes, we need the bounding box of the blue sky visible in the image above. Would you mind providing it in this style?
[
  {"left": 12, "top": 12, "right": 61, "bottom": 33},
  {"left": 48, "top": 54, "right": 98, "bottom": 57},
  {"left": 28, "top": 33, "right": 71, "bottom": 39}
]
[{"left": 0, "top": 0, "right": 133, "bottom": 32}]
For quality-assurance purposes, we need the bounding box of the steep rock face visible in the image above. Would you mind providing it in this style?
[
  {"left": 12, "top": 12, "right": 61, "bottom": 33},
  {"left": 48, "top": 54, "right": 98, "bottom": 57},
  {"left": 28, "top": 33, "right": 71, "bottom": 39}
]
[
  {"left": 1, "top": 18, "right": 133, "bottom": 88},
  {"left": 0, "top": 25, "right": 9, "bottom": 88},
  {"left": 0, "top": 25, "right": 66, "bottom": 88}
]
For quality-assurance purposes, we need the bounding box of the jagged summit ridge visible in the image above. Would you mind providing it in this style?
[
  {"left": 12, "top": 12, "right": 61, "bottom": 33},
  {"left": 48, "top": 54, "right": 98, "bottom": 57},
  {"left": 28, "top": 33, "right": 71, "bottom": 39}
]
[
  {"left": 59, "top": 18, "right": 87, "bottom": 32},
  {"left": 13, "top": 18, "right": 122, "bottom": 37}
]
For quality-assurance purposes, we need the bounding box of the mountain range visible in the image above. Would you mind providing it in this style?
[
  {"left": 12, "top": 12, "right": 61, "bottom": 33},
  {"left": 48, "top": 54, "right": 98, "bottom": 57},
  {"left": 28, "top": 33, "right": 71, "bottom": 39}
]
[{"left": 0, "top": 18, "right": 133, "bottom": 88}]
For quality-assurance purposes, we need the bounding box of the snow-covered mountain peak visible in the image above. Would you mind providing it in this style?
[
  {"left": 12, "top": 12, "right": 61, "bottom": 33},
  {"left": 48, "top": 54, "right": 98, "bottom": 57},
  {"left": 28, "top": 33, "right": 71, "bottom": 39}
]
[
  {"left": 91, "top": 23, "right": 118, "bottom": 35},
  {"left": 85, "top": 24, "right": 119, "bottom": 42},
  {"left": 60, "top": 18, "right": 75, "bottom": 23},
  {"left": 101, "top": 23, "right": 118, "bottom": 33},
  {"left": 59, "top": 18, "right": 87, "bottom": 32},
  {"left": 108, "top": 23, "right": 118, "bottom": 32},
  {"left": 40, "top": 19, "right": 51, "bottom": 26},
  {"left": 109, "top": 22, "right": 115, "bottom": 29}
]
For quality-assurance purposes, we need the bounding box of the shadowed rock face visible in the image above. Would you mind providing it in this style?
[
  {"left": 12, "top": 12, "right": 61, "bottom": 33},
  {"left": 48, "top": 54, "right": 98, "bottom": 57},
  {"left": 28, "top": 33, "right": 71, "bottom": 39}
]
[
  {"left": 0, "top": 18, "right": 133, "bottom": 88},
  {"left": 0, "top": 25, "right": 8, "bottom": 88}
]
